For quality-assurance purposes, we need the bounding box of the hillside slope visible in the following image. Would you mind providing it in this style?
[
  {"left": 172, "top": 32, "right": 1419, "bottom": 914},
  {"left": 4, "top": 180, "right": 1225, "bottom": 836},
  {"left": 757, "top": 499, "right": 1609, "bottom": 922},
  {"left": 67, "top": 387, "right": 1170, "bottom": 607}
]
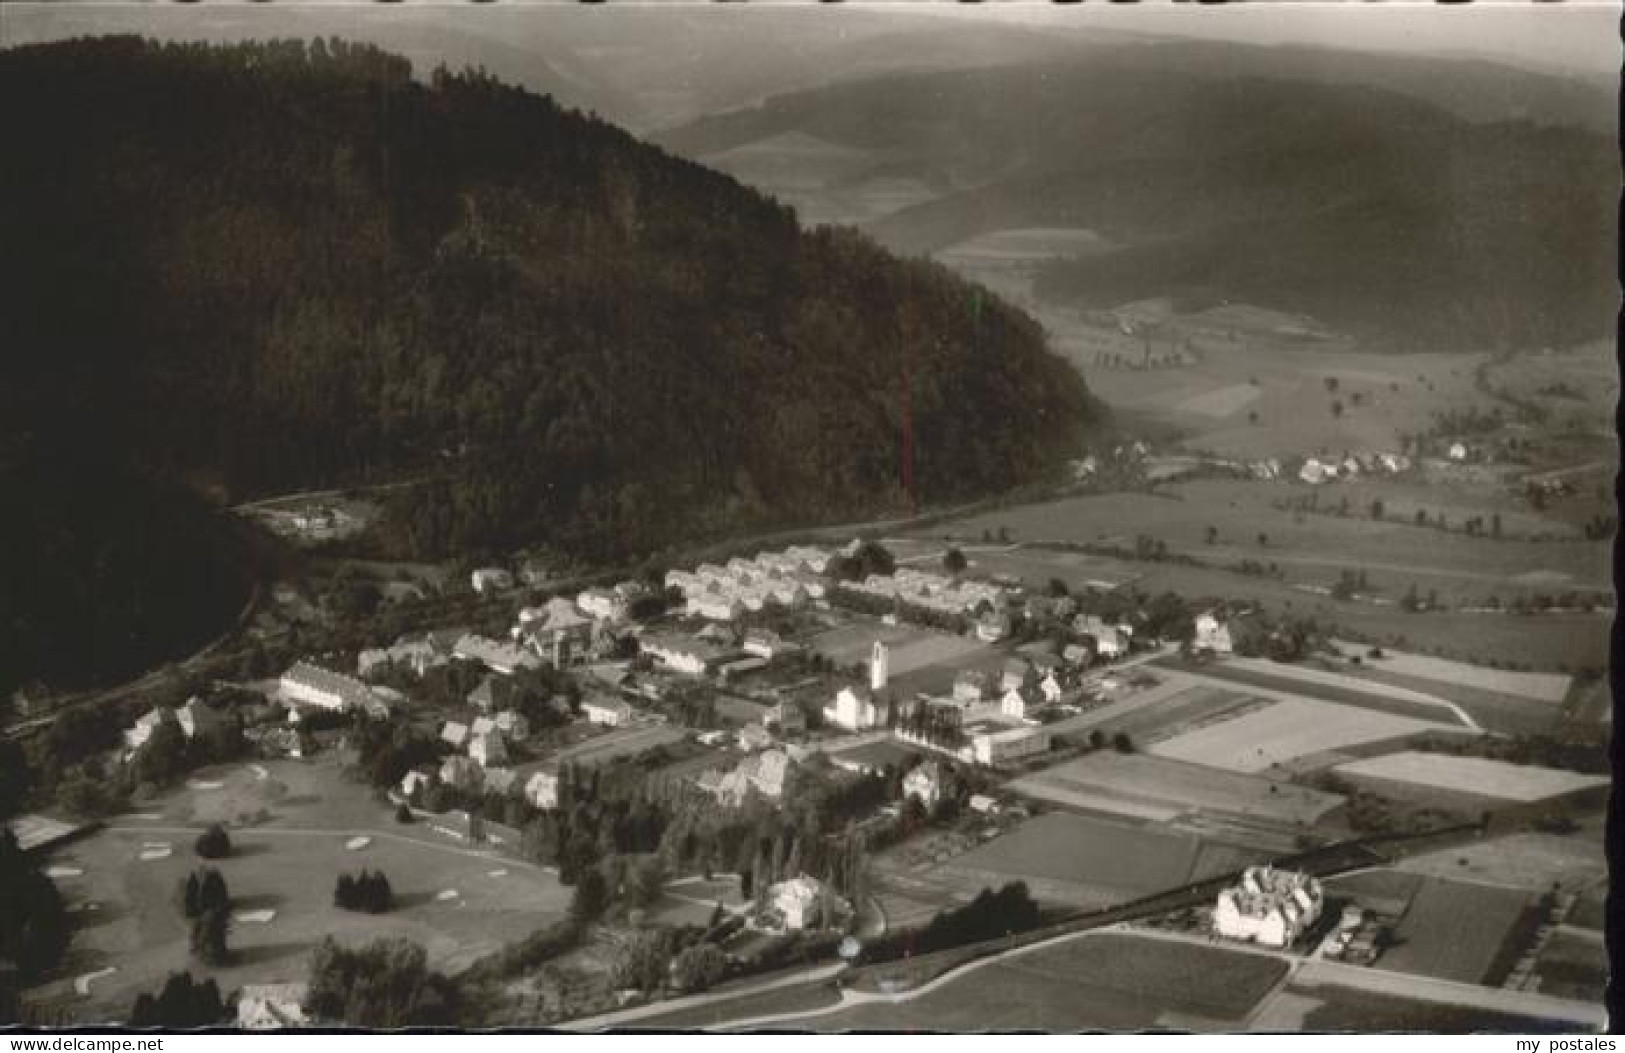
[
  {"left": 0, "top": 37, "right": 1096, "bottom": 693},
  {"left": 660, "top": 61, "right": 1617, "bottom": 350}
]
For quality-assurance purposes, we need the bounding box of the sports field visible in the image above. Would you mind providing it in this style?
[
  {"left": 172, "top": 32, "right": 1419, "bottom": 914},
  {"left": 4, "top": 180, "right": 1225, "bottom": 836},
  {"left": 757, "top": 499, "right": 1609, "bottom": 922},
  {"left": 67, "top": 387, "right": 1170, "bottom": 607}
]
[
  {"left": 1150, "top": 697, "right": 1448, "bottom": 773},
  {"left": 1007, "top": 751, "right": 1345, "bottom": 827},
  {"left": 945, "top": 812, "right": 1200, "bottom": 904}
]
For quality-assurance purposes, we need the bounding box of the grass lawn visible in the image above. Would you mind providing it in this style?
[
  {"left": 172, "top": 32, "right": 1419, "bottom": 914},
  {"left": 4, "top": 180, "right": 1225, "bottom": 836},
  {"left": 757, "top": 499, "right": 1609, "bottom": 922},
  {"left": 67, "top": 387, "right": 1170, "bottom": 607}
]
[
  {"left": 814, "top": 933, "right": 1286, "bottom": 1031},
  {"left": 1393, "top": 832, "right": 1607, "bottom": 896},
  {"left": 1381, "top": 878, "right": 1533, "bottom": 984},
  {"left": 1150, "top": 697, "right": 1448, "bottom": 774},
  {"left": 628, "top": 979, "right": 843, "bottom": 1030},
  {"left": 32, "top": 756, "right": 570, "bottom": 1024}
]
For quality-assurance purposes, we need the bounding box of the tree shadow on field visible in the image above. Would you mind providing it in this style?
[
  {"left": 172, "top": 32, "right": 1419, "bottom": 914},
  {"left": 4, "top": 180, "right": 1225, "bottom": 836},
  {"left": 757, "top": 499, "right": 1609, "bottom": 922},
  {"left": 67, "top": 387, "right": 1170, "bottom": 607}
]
[
  {"left": 231, "top": 891, "right": 287, "bottom": 912},
  {"left": 224, "top": 840, "right": 273, "bottom": 859},
  {"left": 393, "top": 890, "right": 442, "bottom": 911},
  {"left": 231, "top": 939, "right": 314, "bottom": 967}
]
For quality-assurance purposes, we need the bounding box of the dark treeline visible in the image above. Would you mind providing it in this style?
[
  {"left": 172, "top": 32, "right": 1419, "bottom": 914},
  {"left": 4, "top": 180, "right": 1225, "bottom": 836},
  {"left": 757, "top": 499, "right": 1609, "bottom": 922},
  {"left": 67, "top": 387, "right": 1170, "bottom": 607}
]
[{"left": 1, "top": 37, "right": 1095, "bottom": 694}]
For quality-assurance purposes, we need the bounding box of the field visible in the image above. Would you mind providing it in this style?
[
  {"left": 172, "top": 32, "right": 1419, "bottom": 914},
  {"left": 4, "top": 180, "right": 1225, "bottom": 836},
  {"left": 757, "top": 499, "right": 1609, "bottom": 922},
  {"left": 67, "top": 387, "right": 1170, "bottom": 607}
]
[
  {"left": 1532, "top": 929, "right": 1609, "bottom": 1003},
  {"left": 31, "top": 757, "right": 570, "bottom": 1024},
  {"left": 938, "top": 481, "right": 1610, "bottom": 602},
  {"left": 1337, "top": 645, "right": 1573, "bottom": 703},
  {"left": 1149, "top": 697, "right": 1451, "bottom": 774},
  {"left": 1379, "top": 878, "right": 1533, "bottom": 984},
  {"left": 1331, "top": 752, "right": 1609, "bottom": 804},
  {"left": 1393, "top": 829, "right": 1608, "bottom": 892},
  {"left": 1269, "top": 981, "right": 1586, "bottom": 1033},
  {"left": 810, "top": 932, "right": 1288, "bottom": 1031},
  {"left": 1006, "top": 751, "right": 1345, "bottom": 827},
  {"left": 824, "top": 737, "right": 925, "bottom": 774},
  {"left": 943, "top": 812, "right": 1201, "bottom": 906}
]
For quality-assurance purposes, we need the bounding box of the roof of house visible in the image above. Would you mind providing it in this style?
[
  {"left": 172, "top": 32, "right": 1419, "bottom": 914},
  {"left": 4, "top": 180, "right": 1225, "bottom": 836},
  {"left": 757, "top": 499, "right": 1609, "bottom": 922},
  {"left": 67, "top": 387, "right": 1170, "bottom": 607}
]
[{"left": 281, "top": 661, "right": 379, "bottom": 708}]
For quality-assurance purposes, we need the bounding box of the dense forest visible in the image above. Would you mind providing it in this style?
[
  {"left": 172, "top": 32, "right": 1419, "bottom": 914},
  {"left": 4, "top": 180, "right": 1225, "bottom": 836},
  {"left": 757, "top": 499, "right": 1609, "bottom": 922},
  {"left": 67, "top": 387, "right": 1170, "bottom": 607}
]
[{"left": 0, "top": 37, "right": 1095, "bottom": 694}]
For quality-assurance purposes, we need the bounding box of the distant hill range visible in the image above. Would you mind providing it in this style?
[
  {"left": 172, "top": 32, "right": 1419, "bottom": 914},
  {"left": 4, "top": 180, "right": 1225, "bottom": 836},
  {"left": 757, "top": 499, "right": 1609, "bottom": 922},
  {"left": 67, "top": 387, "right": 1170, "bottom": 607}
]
[
  {"left": 0, "top": 37, "right": 1095, "bottom": 694},
  {"left": 660, "top": 53, "right": 1617, "bottom": 351}
]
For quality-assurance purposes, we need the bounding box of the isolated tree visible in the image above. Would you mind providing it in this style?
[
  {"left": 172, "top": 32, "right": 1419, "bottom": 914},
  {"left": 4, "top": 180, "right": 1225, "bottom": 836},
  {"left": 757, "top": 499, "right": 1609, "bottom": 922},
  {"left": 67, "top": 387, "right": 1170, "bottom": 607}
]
[
  {"left": 942, "top": 547, "right": 967, "bottom": 575},
  {"left": 1369, "top": 499, "right": 1385, "bottom": 520},
  {"left": 1205, "top": 525, "right": 1218, "bottom": 545},
  {"left": 189, "top": 906, "right": 230, "bottom": 966},
  {"left": 570, "top": 869, "right": 609, "bottom": 924},
  {"left": 194, "top": 824, "right": 231, "bottom": 859},
  {"left": 1256, "top": 532, "right": 1269, "bottom": 548},
  {"left": 1112, "top": 732, "right": 1135, "bottom": 754},
  {"left": 197, "top": 868, "right": 229, "bottom": 914}
]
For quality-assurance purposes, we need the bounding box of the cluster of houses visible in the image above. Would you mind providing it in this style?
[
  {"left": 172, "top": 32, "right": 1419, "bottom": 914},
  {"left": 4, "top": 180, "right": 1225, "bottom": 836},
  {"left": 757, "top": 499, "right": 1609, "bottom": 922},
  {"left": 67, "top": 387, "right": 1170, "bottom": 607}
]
[
  {"left": 1213, "top": 866, "right": 1324, "bottom": 948},
  {"left": 1298, "top": 451, "right": 1412, "bottom": 486},
  {"left": 663, "top": 546, "right": 834, "bottom": 621},
  {"left": 841, "top": 566, "right": 1012, "bottom": 623}
]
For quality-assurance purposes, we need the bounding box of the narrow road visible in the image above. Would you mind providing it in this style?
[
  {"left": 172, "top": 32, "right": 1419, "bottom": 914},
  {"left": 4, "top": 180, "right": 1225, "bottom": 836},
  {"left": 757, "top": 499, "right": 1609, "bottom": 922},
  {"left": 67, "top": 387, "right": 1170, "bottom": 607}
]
[{"left": 561, "top": 961, "right": 847, "bottom": 1030}]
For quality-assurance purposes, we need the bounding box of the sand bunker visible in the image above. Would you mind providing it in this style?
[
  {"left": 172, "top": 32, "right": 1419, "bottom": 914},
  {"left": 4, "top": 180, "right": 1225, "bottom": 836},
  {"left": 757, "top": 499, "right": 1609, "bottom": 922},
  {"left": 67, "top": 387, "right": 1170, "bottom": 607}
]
[
  {"left": 250, "top": 764, "right": 269, "bottom": 780},
  {"left": 187, "top": 778, "right": 224, "bottom": 791},
  {"left": 435, "top": 889, "right": 460, "bottom": 902},
  {"left": 233, "top": 909, "right": 276, "bottom": 925},
  {"left": 74, "top": 967, "right": 116, "bottom": 996},
  {"left": 46, "top": 866, "right": 84, "bottom": 878},
  {"left": 486, "top": 869, "right": 508, "bottom": 878},
  {"left": 345, "top": 836, "right": 372, "bottom": 851},
  {"left": 138, "top": 844, "right": 173, "bottom": 861}
]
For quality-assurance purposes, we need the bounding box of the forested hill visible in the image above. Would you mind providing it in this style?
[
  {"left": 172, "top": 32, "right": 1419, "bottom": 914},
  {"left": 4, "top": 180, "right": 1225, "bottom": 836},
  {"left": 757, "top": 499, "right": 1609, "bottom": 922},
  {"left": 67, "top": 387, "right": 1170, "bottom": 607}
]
[{"left": 0, "top": 37, "right": 1094, "bottom": 693}]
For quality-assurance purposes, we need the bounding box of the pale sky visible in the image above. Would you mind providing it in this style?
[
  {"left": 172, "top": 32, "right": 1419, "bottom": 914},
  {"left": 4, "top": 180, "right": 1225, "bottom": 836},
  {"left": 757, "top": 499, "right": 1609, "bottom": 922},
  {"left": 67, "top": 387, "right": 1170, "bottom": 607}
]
[{"left": 3, "top": 0, "right": 1619, "bottom": 78}]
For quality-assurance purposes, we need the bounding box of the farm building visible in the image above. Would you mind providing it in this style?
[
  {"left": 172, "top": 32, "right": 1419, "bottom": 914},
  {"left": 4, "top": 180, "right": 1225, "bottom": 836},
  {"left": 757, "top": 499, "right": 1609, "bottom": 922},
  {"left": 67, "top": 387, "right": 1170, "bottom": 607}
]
[
  {"left": 357, "top": 636, "right": 447, "bottom": 678},
  {"left": 744, "top": 629, "right": 801, "bottom": 659},
  {"left": 468, "top": 731, "right": 508, "bottom": 768},
  {"left": 1214, "top": 866, "right": 1324, "bottom": 948},
  {"left": 124, "top": 696, "right": 227, "bottom": 753}
]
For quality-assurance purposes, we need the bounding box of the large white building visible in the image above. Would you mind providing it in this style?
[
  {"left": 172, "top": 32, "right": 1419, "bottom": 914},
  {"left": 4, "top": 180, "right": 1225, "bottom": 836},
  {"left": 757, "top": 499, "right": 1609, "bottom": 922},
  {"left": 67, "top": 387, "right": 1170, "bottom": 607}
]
[
  {"left": 638, "top": 633, "right": 721, "bottom": 675},
  {"left": 970, "top": 725, "right": 1051, "bottom": 766},
  {"left": 454, "top": 634, "right": 543, "bottom": 675},
  {"left": 1213, "top": 867, "right": 1324, "bottom": 948},
  {"left": 768, "top": 874, "right": 845, "bottom": 931},
  {"left": 279, "top": 662, "right": 388, "bottom": 716},
  {"left": 1194, "top": 612, "right": 1234, "bottom": 655}
]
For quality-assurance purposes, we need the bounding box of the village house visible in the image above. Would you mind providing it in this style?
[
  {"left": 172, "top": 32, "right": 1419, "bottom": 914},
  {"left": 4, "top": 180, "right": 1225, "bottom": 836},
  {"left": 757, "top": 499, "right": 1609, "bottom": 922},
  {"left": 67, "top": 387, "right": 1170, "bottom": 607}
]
[
  {"left": 468, "top": 731, "right": 508, "bottom": 768},
  {"left": 236, "top": 984, "right": 309, "bottom": 1030},
  {"left": 743, "top": 628, "right": 800, "bottom": 660},
  {"left": 357, "top": 636, "right": 447, "bottom": 679},
  {"left": 440, "top": 720, "right": 470, "bottom": 750},
  {"left": 1001, "top": 659, "right": 1033, "bottom": 694},
  {"left": 576, "top": 586, "right": 628, "bottom": 622},
  {"left": 524, "top": 768, "right": 559, "bottom": 809},
  {"left": 583, "top": 696, "right": 634, "bottom": 727},
  {"left": 124, "top": 696, "right": 226, "bottom": 754},
  {"left": 903, "top": 762, "right": 943, "bottom": 808},
  {"left": 737, "top": 723, "right": 774, "bottom": 752},
  {"left": 766, "top": 699, "right": 806, "bottom": 736},
  {"left": 467, "top": 674, "right": 513, "bottom": 713},
  {"left": 399, "top": 770, "right": 432, "bottom": 800},
  {"left": 1194, "top": 612, "right": 1234, "bottom": 655},
  {"left": 493, "top": 710, "right": 529, "bottom": 739},
  {"left": 825, "top": 686, "right": 881, "bottom": 731},
  {"left": 1213, "top": 866, "right": 1324, "bottom": 948},
  {"left": 1039, "top": 672, "right": 1064, "bottom": 704},
  {"left": 439, "top": 754, "right": 483, "bottom": 792},
  {"left": 767, "top": 874, "right": 846, "bottom": 932},
  {"left": 1000, "top": 687, "right": 1038, "bottom": 722},
  {"left": 454, "top": 634, "right": 543, "bottom": 676},
  {"left": 638, "top": 633, "right": 720, "bottom": 676},
  {"left": 470, "top": 567, "right": 514, "bottom": 595}
]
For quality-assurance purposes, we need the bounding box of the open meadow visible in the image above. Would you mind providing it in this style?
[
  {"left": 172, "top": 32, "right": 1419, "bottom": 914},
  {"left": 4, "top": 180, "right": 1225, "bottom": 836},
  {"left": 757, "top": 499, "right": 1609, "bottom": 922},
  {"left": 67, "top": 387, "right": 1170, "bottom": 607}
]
[
  {"left": 1377, "top": 877, "right": 1534, "bottom": 985},
  {"left": 30, "top": 756, "right": 570, "bottom": 1023},
  {"left": 812, "top": 931, "right": 1288, "bottom": 1031}
]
